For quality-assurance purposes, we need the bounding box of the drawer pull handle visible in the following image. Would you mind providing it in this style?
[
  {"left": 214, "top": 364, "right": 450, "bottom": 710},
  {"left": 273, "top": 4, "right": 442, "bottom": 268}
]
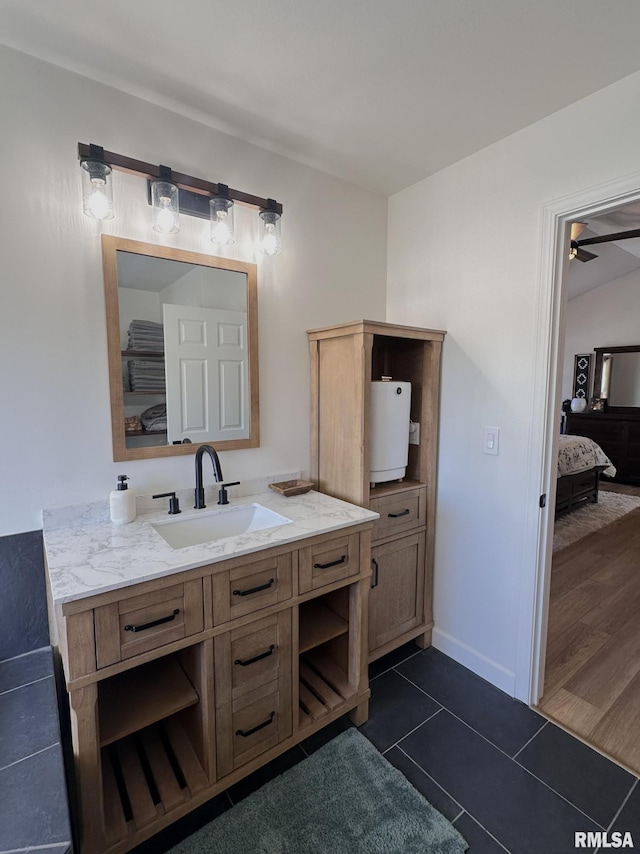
[
  {"left": 124, "top": 609, "right": 180, "bottom": 633},
  {"left": 371, "top": 558, "right": 379, "bottom": 589},
  {"left": 236, "top": 711, "right": 276, "bottom": 738},
  {"left": 233, "top": 578, "right": 275, "bottom": 597},
  {"left": 234, "top": 645, "right": 276, "bottom": 667},
  {"left": 388, "top": 509, "right": 411, "bottom": 518},
  {"left": 313, "top": 555, "right": 347, "bottom": 570}
]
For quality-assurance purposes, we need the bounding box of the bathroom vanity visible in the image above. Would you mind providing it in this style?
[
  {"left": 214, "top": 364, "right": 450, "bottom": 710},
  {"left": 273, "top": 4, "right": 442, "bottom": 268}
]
[{"left": 44, "top": 487, "right": 377, "bottom": 854}]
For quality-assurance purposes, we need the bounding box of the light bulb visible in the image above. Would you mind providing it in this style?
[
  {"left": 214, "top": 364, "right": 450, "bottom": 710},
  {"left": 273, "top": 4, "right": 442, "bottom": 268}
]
[
  {"left": 259, "top": 208, "right": 282, "bottom": 255},
  {"left": 81, "top": 159, "right": 114, "bottom": 220},
  {"left": 262, "top": 223, "right": 278, "bottom": 256},
  {"left": 151, "top": 180, "right": 179, "bottom": 233},
  {"left": 155, "top": 197, "right": 179, "bottom": 234},
  {"left": 210, "top": 197, "right": 235, "bottom": 246},
  {"left": 88, "top": 180, "right": 111, "bottom": 220}
]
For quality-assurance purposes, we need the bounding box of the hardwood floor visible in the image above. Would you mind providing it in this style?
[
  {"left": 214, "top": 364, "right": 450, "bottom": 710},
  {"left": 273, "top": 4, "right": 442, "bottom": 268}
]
[{"left": 538, "top": 483, "right": 640, "bottom": 775}]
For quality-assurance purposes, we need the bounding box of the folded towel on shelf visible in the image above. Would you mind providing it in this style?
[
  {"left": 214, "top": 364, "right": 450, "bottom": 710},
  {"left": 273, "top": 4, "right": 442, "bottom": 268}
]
[
  {"left": 127, "top": 359, "right": 166, "bottom": 392},
  {"left": 140, "top": 403, "right": 167, "bottom": 431},
  {"left": 127, "top": 319, "right": 164, "bottom": 352},
  {"left": 128, "top": 319, "right": 163, "bottom": 332}
]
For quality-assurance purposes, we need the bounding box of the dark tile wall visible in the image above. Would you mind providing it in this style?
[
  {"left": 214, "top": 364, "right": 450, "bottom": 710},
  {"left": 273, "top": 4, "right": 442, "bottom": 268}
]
[
  {"left": 0, "top": 649, "right": 72, "bottom": 853},
  {"left": 0, "top": 530, "right": 49, "bottom": 660}
]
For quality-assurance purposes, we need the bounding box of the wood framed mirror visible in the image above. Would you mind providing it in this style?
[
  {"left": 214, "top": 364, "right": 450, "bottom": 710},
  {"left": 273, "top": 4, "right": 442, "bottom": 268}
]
[{"left": 102, "top": 236, "right": 259, "bottom": 462}]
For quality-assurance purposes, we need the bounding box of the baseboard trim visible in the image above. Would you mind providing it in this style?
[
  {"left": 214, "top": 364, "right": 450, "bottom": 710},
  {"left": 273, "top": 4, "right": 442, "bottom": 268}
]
[{"left": 432, "top": 628, "right": 516, "bottom": 696}]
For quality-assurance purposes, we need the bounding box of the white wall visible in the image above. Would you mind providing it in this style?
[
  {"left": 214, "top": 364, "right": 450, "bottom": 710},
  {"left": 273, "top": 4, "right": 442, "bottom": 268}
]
[
  {"left": 562, "top": 269, "right": 640, "bottom": 401},
  {"left": 387, "top": 69, "right": 640, "bottom": 698},
  {"left": 162, "top": 267, "right": 247, "bottom": 312},
  {"left": 118, "top": 289, "right": 162, "bottom": 346},
  {"left": 0, "top": 45, "right": 387, "bottom": 535}
]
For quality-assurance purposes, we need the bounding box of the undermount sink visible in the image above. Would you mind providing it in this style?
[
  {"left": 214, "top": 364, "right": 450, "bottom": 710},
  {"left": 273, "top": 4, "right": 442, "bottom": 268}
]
[{"left": 151, "top": 503, "right": 292, "bottom": 550}]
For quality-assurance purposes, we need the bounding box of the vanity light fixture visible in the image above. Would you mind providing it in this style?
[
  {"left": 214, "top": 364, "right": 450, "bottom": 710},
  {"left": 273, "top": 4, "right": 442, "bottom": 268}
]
[
  {"left": 259, "top": 199, "right": 282, "bottom": 256},
  {"left": 150, "top": 165, "right": 180, "bottom": 234},
  {"left": 209, "top": 184, "right": 235, "bottom": 246},
  {"left": 79, "top": 144, "right": 114, "bottom": 221},
  {"left": 77, "top": 142, "right": 283, "bottom": 253}
]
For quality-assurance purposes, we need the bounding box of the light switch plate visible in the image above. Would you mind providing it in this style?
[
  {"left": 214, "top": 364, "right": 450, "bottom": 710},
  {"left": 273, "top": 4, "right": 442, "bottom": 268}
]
[{"left": 483, "top": 427, "right": 499, "bottom": 455}]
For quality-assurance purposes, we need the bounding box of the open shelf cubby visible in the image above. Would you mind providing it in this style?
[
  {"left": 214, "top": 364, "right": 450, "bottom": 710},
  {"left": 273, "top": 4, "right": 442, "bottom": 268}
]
[
  {"left": 98, "top": 656, "right": 198, "bottom": 747},
  {"left": 298, "top": 600, "right": 348, "bottom": 654},
  {"left": 98, "top": 647, "right": 209, "bottom": 848},
  {"left": 101, "top": 716, "right": 208, "bottom": 846},
  {"left": 298, "top": 647, "right": 355, "bottom": 729},
  {"left": 298, "top": 588, "right": 354, "bottom": 729}
]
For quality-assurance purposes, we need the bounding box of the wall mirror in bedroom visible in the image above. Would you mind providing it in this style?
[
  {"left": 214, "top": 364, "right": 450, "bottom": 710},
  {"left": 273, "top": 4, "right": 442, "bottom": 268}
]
[
  {"left": 102, "top": 235, "right": 259, "bottom": 462},
  {"left": 593, "top": 345, "right": 640, "bottom": 409}
]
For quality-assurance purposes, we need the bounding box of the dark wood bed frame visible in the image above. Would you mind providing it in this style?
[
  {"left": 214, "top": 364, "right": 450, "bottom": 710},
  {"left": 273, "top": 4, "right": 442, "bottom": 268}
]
[{"left": 555, "top": 464, "right": 608, "bottom": 518}]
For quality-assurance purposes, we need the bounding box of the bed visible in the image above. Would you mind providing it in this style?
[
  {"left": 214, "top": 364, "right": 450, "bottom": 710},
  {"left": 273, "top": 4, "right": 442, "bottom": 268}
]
[{"left": 555, "top": 434, "right": 617, "bottom": 518}]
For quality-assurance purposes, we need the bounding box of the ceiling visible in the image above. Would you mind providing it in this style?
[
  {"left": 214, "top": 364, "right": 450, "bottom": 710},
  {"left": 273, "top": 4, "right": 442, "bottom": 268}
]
[
  {"left": 2, "top": 1, "right": 640, "bottom": 195},
  {"left": 567, "top": 203, "right": 640, "bottom": 300}
]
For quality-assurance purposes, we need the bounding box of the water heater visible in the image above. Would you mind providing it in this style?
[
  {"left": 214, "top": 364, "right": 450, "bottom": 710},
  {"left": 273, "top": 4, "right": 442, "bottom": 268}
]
[{"left": 370, "top": 380, "right": 411, "bottom": 485}]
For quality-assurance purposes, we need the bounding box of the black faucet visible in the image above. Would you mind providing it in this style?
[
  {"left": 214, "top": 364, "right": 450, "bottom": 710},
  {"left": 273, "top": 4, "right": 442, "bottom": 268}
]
[{"left": 194, "top": 444, "right": 224, "bottom": 509}]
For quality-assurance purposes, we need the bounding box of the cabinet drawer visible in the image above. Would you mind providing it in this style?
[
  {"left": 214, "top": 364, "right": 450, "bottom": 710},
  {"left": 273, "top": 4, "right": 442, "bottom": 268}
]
[
  {"left": 211, "top": 552, "right": 292, "bottom": 625},
  {"left": 370, "top": 487, "right": 426, "bottom": 542},
  {"left": 298, "top": 532, "right": 360, "bottom": 594},
  {"left": 216, "top": 677, "right": 292, "bottom": 777},
  {"left": 94, "top": 580, "right": 204, "bottom": 669},
  {"left": 214, "top": 611, "right": 292, "bottom": 706}
]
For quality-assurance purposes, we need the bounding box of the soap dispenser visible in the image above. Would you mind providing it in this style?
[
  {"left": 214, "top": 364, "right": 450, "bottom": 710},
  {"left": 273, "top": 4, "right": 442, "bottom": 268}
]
[{"left": 110, "top": 475, "right": 136, "bottom": 525}]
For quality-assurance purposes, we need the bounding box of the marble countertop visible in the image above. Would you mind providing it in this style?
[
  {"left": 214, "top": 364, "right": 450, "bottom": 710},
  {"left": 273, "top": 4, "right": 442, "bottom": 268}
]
[{"left": 44, "top": 488, "right": 378, "bottom": 606}]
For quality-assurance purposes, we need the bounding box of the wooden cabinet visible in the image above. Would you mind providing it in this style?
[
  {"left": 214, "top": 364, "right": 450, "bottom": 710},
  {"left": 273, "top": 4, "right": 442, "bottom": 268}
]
[
  {"left": 566, "top": 411, "right": 640, "bottom": 485},
  {"left": 51, "top": 524, "right": 372, "bottom": 854},
  {"left": 308, "top": 320, "right": 445, "bottom": 661},
  {"left": 370, "top": 531, "right": 426, "bottom": 653}
]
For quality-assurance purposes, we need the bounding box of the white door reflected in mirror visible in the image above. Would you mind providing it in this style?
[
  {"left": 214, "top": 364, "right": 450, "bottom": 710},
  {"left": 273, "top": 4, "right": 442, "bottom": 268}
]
[{"left": 163, "top": 304, "right": 248, "bottom": 445}]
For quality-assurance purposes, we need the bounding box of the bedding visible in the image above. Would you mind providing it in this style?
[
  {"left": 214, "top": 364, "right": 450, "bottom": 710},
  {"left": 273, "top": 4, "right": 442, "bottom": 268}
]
[{"left": 557, "top": 434, "right": 616, "bottom": 478}]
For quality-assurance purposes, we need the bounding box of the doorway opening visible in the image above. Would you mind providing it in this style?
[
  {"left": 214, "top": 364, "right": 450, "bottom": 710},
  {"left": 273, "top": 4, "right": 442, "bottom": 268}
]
[{"left": 530, "top": 178, "right": 640, "bottom": 776}]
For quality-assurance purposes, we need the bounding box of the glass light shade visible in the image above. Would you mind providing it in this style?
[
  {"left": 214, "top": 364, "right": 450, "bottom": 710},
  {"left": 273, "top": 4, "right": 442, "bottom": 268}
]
[
  {"left": 259, "top": 210, "right": 282, "bottom": 256},
  {"left": 80, "top": 159, "right": 114, "bottom": 220},
  {"left": 151, "top": 180, "right": 179, "bottom": 233},
  {"left": 209, "top": 197, "right": 235, "bottom": 246}
]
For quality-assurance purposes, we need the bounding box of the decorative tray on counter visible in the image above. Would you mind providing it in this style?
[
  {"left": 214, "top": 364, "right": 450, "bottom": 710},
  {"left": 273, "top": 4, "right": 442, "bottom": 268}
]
[{"left": 269, "top": 479, "right": 314, "bottom": 497}]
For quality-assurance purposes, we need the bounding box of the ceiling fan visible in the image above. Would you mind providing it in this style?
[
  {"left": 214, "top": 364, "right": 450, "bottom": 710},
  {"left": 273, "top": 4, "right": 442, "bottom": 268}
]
[{"left": 570, "top": 221, "right": 640, "bottom": 262}]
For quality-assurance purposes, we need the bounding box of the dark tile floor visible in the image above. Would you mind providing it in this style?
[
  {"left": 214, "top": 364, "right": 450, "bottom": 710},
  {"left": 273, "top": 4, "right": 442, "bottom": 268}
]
[
  {"left": 0, "top": 648, "right": 72, "bottom": 854},
  {"left": 132, "top": 643, "right": 639, "bottom": 853}
]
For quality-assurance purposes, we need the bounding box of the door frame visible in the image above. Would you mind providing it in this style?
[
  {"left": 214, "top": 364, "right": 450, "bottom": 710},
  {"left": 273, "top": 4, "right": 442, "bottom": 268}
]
[{"left": 519, "top": 170, "right": 640, "bottom": 705}]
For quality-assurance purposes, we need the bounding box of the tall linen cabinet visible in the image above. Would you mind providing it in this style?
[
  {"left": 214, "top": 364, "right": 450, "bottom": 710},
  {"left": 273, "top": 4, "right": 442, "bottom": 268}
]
[{"left": 308, "top": 320, "right": 445, "bottom": 661}]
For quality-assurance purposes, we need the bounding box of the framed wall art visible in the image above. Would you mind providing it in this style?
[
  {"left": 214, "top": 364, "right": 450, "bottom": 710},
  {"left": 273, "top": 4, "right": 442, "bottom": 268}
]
[{"left": 572, "top": 353, "right": 593, "bottom": 400}]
